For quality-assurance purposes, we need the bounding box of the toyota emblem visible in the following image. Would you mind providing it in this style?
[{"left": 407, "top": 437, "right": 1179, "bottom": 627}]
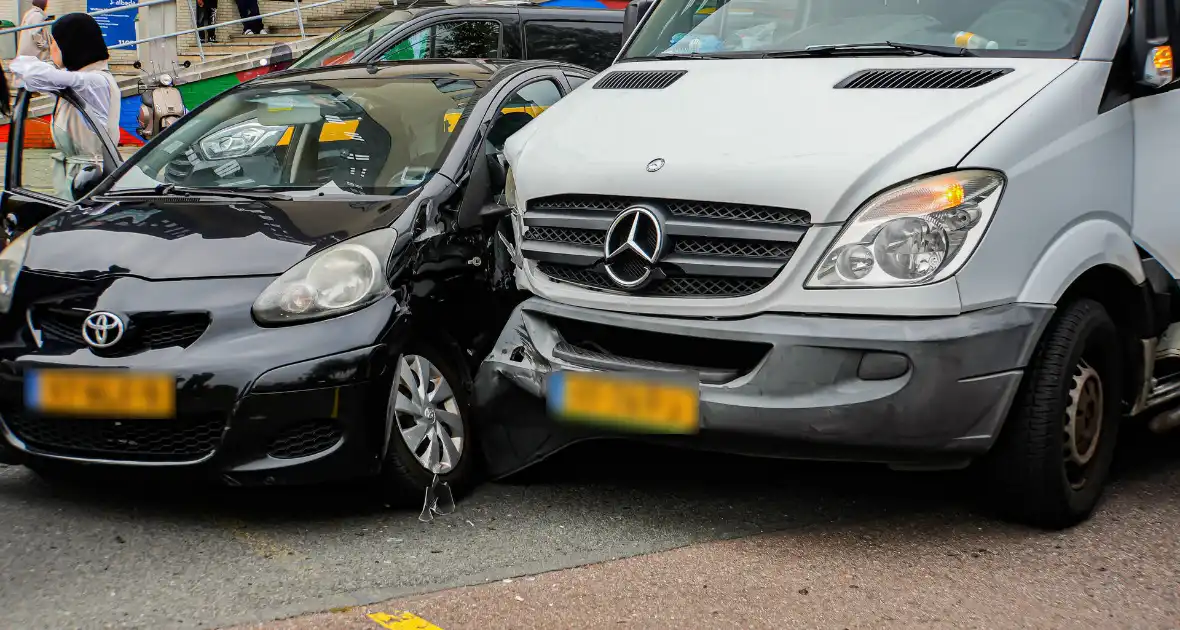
[
  {"left": 82, "top": 311, "right": 125, "bottom": 349},
  {"left": 603, "top": 206, "right": 667, "bottom": 290}
]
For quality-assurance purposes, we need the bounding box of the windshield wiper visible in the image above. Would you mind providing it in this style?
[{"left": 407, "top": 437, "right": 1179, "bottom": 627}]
[
  {"left": 101, "top": 184, "right": 291, "bottom": 201},
  {"left": 624, "top": 52, "right": 744, "bottom": 62},
  {"left": 765, "top": 41, "right": 975, "bottom": 58}
]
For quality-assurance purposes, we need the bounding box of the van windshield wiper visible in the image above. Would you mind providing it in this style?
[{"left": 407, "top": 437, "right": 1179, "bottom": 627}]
[
  {"left": 764, "top": 41, "right": 975, "bottom": 58},
  {"left": 623, "top": 52, "right": 744, "bottom": 62},
  {"left": 100, "top": 185, "right": 292, "bottom": 201}
]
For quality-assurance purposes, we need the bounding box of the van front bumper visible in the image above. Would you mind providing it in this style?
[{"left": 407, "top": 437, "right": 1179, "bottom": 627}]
[{"left": 473, "top": 297, "right": 1054, "bottom": 478}]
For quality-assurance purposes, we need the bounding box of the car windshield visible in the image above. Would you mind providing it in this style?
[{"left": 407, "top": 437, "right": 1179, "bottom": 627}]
[
  {"left": 624, "top": 0, "right": 1098, "bottom": 59},
  {"left": 291, "top": 9, "right": 425, "bottom": 68},
  {"left": 110, "top": 76, "right": 482, "bottom": 197}
]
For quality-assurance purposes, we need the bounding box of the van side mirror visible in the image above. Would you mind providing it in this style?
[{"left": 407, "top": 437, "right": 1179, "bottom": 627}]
[
  {"left": 71, "top": 164, "right": 107, "bottom": 200},
  {"left": 622, "top": 0, "right": 655, "bottom": 46},
  {"left": 1133, "top": 0, "right": 1175, "bottom": 87}
]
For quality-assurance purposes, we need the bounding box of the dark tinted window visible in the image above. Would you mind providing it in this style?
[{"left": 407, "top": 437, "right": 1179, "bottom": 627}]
[
  {"left": 436, "top": 20, "right": 502, "bottom": 57},
  {"left": 523, "top": 20, "right": 622, "bottom": 71}
]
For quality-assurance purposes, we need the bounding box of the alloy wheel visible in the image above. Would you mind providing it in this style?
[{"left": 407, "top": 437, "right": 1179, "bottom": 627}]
[{"left": 392, "top": 354, "right": 465, "bottom": 474}]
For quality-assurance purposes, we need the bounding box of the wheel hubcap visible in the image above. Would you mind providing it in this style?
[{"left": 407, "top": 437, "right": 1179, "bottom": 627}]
[
  {"left": 392, "top": 354, "right": 464, "bottom": 474},
  {"left": 1063, "top": 358, "right": 1103, "bottom": 489}
]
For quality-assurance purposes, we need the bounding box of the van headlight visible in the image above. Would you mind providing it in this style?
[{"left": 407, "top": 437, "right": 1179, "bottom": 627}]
[
  {"left": 806, "top": 170, "right": 1005, "bottom": 288},
  {"left": 252, "top": 227, "right": 397, "bottom": 325},
  {"left": 0, "top": 229, "right": 32, "bottom": 314}
]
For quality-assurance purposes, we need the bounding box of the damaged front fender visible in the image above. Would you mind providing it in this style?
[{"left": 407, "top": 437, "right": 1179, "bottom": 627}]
[{"left": 473, "top": 300, "right": 590, "bottom": 479}]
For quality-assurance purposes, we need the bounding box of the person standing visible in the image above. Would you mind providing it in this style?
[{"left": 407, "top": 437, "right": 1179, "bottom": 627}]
[
  {"left": 196, "top": 0, "right": 218, "bottom": 42},
  {"left": 10, "top": 13, "right": 121, "bottom": 200},
  {"left": 15, "top": 0, "right": 52, "bottom": 88},
  {"left": 17, "top": 0, "right": 51, "bottom": 60},
  {"left": 235, "top": 0, "right": 267, "bottom": 35}
]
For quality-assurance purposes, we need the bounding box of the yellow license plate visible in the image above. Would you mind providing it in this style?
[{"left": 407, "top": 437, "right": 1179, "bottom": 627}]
[
  {"left": 548, "top": 371, "right": 700, "bottom": 434},
  {"left": 26, "top": 370, "right": 177, "bottom": 418}
]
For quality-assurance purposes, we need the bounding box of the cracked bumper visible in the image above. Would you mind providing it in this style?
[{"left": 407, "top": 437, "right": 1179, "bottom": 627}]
[{"left": 474, "top": 297, "right": 1053, "bottom": 478}]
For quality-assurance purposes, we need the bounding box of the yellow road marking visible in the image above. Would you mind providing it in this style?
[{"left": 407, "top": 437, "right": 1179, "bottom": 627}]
[{"left": 368, "top": 611, "right": 443, "bottom": 630}]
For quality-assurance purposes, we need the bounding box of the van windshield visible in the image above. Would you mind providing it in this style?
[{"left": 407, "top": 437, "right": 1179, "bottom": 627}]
[{"left": 624, "top": 0, "right": 1099, "bottom": 59}]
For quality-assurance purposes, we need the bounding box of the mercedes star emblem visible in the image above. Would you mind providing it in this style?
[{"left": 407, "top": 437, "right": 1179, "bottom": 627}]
[
  {"left": 82, "top": 311, "right": 126, "bottom": 349},
  {"left": 646, "top": 158, "right": 665, "bottom": 172},
  {"left": 603, "top": 206, "right": 667, "bottom": 290}
]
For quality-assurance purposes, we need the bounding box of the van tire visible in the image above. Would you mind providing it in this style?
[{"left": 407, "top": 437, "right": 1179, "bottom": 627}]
[
  {"left": 984, "top": 298, "right": 1122, "bottom": 530},
  {"left": 375, "top": 337, "right": 481, "bottom": 507}
]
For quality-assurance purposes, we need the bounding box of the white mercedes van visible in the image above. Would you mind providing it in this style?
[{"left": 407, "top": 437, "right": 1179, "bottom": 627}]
[{"left": 474, "top": 0, "right": 1180, "bottom": 529}]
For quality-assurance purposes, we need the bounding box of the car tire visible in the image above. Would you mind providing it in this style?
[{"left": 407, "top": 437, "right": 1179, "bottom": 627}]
[
  {"left": 376, "top": 338, "right": 480, "bottom": 506},
  {"left": 984, "top": 298, "right": 1122, "bottom": 530}
]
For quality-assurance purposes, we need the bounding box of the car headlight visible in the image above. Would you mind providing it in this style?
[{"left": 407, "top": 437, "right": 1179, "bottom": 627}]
[
  {"left": 806, "top": 170, "right": 1005, "bottom": 288},
  {"left": 252, "top": 227, "right": 398, "bottom": 325},
  {"left": 198, "top": 120, "right": 288, "bottom": 160},
  {"left": 0, "top": 229, "right": 33, "bottom": 314}
]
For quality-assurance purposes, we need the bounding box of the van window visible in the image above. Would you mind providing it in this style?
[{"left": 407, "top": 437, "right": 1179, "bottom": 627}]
[
  {"left": 523, "top": 20, "right": 622, "bottom": 72},
  {"left": 383, "top": 20, "right": 501, "bottom": 61},
  {"left": 624, "top": 0, "right": 1098, "bottom": 59}
]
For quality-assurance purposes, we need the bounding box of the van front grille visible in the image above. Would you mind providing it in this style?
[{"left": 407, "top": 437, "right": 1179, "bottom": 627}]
[{"left": 522, "top": 195, "right": 810, "bottom": 299}]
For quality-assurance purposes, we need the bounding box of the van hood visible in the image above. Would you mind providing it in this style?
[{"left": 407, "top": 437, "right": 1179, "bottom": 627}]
[
  {"left": 22, "top": 194, "right": 416, "bottom": 279},
  {"left": 507, "top": 57, "right": 1074, "bottom": 224}
]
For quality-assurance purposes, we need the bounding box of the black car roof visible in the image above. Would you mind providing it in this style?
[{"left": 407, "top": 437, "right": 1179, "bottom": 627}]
[
  {"left": 370, "top": 2, "right": 622, "bottom": 21},
  {"left": 259, "top": 57, "right": 589, "bottom": 85}
]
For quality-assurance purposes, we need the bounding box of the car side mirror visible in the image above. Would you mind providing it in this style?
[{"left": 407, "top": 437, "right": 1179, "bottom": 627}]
[
  {"left": 457, "top": 152, "right": 511, "bottom": 230},
  {"left": 1133, "top": 0, "right": 1175, "bottom": 87},
  {"left": 622, "top": 0, "right": 655, "bottom": 46},
  {"left": 71, "top": 164, "right": 107, "bottom": 200}
]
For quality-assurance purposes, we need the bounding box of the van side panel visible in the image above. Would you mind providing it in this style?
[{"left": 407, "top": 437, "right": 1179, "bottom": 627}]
[{"left": 957, "top": 61, "right": 1141, "bottom": 309}]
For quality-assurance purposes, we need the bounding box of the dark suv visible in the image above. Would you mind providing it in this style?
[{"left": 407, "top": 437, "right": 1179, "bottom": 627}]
[{"left": 292, "top": 1, "right": 624, "bottom": 72}]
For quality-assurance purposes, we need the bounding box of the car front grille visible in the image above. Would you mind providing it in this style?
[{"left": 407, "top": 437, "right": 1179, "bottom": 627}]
[
  {"left": 30, "top": 306, "right": 210, "bottom": 354},
  {"left": 521, "top": 195, "right": 810, "bottom": 299},
  {"left": 4, "top": 410, "right": 226, "bottom": 462},
  {"left": 268, "top": 420, "right": 344, "bottom": 459}
]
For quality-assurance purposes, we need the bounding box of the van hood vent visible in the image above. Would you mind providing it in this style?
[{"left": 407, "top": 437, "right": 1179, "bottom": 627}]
[
  {"left": 594, "top": 70, "right": 687, "bottom": 90},
  {"left": 836, "top": 68, "right": 1013, "bottom": 90}
]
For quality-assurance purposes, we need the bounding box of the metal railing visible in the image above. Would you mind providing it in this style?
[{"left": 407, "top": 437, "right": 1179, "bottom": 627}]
[
  {"left": 0, "top": 0, "right": 350, "bottom": 65},
  {"left": 112, "top": 0, "right": 340, "bottom": 61},
  {"left": 0, "top": 0, "right": 173, "bottom": 36}
]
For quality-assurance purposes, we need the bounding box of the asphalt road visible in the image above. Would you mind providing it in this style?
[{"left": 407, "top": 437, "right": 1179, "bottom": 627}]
[{"left": 2, "top": 429, "right": 1180, "bottom": 630}]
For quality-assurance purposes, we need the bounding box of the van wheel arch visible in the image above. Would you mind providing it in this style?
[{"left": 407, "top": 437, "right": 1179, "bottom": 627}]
[{"left": 1056, "top": 264, "right": 1159, "bottom": 414}]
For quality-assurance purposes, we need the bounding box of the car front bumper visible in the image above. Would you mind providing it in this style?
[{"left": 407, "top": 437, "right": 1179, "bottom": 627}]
[
  {"left": 0, "top": 273, "right": 407, "bottom": 485},
  {"left": 474, "top": 297, "right": 1054, "bottom": 478}
]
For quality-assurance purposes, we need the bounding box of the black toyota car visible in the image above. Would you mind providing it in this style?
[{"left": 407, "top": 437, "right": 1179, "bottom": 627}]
[{"left": 0, "top": 58, "right": 593, "bottom": 501}]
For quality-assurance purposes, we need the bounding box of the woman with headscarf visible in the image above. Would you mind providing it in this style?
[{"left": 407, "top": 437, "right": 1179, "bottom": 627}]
[{"left": 10, "top": 12, "right": 120, "bottom": 200}]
